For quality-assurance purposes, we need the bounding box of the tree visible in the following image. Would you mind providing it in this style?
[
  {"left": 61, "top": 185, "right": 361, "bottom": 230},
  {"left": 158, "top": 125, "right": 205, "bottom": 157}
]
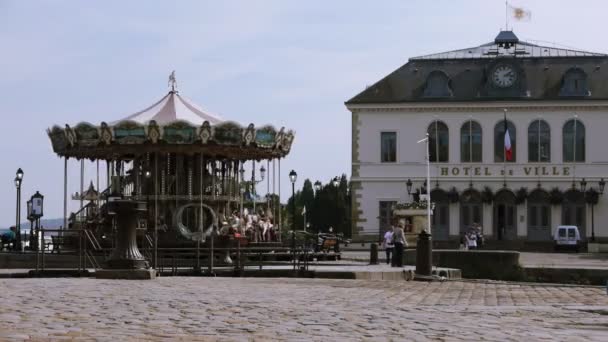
[{"left": 286, "top": 174, "right": 352, "bottom": 236}]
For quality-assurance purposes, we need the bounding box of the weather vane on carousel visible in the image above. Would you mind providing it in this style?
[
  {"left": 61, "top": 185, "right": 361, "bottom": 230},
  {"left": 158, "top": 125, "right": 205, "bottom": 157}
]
[{"left": 168, "top": 70, "right": 177, "bottom": 92}]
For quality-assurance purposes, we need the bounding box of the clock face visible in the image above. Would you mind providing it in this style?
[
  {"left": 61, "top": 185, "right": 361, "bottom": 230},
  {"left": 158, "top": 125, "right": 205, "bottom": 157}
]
[{"left": 492, "top": 65, "right": 517, "bottom": 88}]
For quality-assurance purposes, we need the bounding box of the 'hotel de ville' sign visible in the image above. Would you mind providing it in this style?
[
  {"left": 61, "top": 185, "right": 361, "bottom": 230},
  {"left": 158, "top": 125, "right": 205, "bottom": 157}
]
[{"left": 439, "top": 166, "right": 572, "bottom": 177}]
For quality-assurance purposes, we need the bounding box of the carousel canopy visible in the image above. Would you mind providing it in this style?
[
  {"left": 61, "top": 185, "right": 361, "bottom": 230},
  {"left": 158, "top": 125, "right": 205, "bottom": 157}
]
[
  {"left": 47, "top": 73, "right": 295, "bottom": 161},
  {"left": 117, "top": 90, "right": 223, "bottom": 125}
]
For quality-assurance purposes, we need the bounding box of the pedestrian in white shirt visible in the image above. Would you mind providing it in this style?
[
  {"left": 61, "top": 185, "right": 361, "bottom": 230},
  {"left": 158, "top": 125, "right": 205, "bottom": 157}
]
[{"left": 382, "top": 226, "right": 394, "bottom": 265}]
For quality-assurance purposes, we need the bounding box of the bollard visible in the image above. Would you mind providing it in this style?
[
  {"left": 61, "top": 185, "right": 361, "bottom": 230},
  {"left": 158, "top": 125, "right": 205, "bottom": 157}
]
[
  {"left": 415, "top": 230, "right": 432, "bottom": 276},
  {"left": 370, "top": 243, "right": 379, "bottom": 265}
]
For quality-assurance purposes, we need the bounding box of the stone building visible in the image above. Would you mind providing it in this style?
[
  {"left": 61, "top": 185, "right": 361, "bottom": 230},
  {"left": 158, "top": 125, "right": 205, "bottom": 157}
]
[{"left": 346, "top": 31, "right": 608, "bottom": 249}]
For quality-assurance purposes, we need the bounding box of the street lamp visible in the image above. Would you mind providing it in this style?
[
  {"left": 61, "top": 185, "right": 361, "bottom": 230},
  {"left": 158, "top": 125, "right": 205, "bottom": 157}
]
[
  {"left": 314, "top": 180, "right": 321, "bottom": 192},
  {"left": 289, "top": 169, "right": 297, "bottom": 270},
  {"left": 406, "top": 178, "right": 413, "bottom": 197},
  {"left": 332, "top": 177, "right": 339, "bottom": 188},
  {"left": 580, "top": 178, "right": 587, "bottom": 192},
  {"left": 27, "top": 199, "right": 34, "bottom": 250},
  {"left": 31, "top": 191, "right": 44, "bottom": 251},
  {"left": 14, "top": 168, "right": 23, "bottom": 251}
]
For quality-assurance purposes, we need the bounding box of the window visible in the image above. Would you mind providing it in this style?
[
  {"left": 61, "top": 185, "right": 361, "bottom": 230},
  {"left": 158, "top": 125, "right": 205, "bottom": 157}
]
[
  {"left": 423, "top": 71, "right": 453, "bottom": 98},
  {"left": 528, "top": 119, "right": 550, "bottom": 162},
  {"left": 495, "top": 120, "right": 516, "bottom": 162},
  {"left": 460, "top": 120, "right": 482, "bottom": 162},
  {"left": 379, "top": 201, "right": 397, "bottom": 234},
  {"left": 380, "top": 132, "right": 396, "bottom": 162},
  {"left": 563, "top": 119, "right": 585, "bottom": 162},
  {"left": 428, "top": 120, "right": 449, "bottom": 162},
  {"left": 560, "top": 68, "right": 589, "bottom": 97}
]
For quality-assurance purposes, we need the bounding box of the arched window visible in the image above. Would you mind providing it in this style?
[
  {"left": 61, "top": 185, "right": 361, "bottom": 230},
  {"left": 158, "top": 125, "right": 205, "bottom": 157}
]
[
  {"left": 528, "top": 119, "right": 550, "bottom": 162},
  {"left": 460, "top": 120, "right": 482, "bottom": 162},
  {"left": 560, "top": 68, "right": 589, "bottom": 97},
  {"left": 428, "top": 120, "right": 449, "bottom": 162},
  {"left": 495, "top": 120, "right": 516, "bottom": 162},
  {"left": 563, "top": 119, "right": 585, "bottom": 162},
  {"left": 423, "top": 71, "right": 453, "bottom": 98}
]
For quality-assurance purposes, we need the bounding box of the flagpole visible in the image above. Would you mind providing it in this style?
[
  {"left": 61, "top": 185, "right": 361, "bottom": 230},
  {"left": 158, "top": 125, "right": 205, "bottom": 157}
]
[
  {"left": 573, "top": 114, "right": 578, "bottom": 187},
  {"left": 503, "top": 109, "right": 507, "bottom": 188},
  {"left": 505, "top": 1, "right": 509, "bottom": 30}
]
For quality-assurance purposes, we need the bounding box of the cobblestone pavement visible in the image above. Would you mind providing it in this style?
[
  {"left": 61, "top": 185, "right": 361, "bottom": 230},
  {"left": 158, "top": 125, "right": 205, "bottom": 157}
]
[
  {"left": 343, "top": 250, "right": 608, "bottom": 269},
  {"left": 0, "top": 278, "right": 607, "bottom": 341}
]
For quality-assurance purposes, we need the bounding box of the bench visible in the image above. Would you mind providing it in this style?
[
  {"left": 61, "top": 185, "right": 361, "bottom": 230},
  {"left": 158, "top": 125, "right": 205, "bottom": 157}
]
[{"left": 320, "top": 238, "right": 337, "bottom": 253}]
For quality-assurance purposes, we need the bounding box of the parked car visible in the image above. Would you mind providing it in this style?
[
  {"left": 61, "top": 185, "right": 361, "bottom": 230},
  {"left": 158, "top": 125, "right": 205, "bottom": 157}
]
[{"left": 553, "top": 225, "right": 581, "bottom": 252}]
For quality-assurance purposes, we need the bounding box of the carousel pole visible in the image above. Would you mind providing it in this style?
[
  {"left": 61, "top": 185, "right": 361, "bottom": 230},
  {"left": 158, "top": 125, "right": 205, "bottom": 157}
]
[
  {"left": 154, "top": 153, "right": 158, "bottom": 270},
  {"left": 197, "top": 153, "right": 204, "bottom": 274},
  {"left": 96, "top": 160, "right": 100, "bottom": 210},
  {"left": 239, "top": 161, "right": 243, "bottom": 216},
  {"left": 252, "top": 160, "right": 256, "bottom": 217},
  {"left": 273, "top": 159, "right": 276, "bottom": 235},
  {"left": 80, "top": 159, "right": 84, "bottom": 209},
  {"left": 278, "top": 158, "right": 282, "bottom": 242},
  {"left": 267, "top": 159, "right": 270, "bottom": 211},
  {"left": 63, "top": 157, "right": 68, "bottom": 231}
]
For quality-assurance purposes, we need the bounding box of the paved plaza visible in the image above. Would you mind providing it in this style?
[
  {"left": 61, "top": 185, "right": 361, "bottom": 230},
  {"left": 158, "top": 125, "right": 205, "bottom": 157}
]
[{"left": 0, "top": 278, "right": 606, "bottom": 341}]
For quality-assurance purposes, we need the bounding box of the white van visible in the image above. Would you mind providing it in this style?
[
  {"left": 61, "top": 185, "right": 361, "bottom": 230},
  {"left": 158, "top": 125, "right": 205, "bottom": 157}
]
[{"left": 553, "top": 225, "right": 581, "bottom": 252}]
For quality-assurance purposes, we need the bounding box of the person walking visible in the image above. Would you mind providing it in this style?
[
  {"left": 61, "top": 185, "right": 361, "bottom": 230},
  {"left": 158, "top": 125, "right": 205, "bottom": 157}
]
[
  {"left": 382, "top": 225, "right": 394, "bottom": 265},
  {"left": 392, "top": 223, "right": 406, "bottom": 267},
  {"left": 466, "top": 230, "right": 477, "bottom": 250}
]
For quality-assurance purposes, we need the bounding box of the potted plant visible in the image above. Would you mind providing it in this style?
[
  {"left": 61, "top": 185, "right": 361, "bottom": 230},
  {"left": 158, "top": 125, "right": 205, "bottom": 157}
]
[
  {"left": 515, "top": 187, "right": 528, "bottom": 205},
  {"left": 447, "top": 187, "right": 459, "bottom": 203},
  {"left": 482, "top": 186, "right": 494, "bottom": 204},
  {"left": 549, "top": 187, "right": 563, "bottom": 205}
]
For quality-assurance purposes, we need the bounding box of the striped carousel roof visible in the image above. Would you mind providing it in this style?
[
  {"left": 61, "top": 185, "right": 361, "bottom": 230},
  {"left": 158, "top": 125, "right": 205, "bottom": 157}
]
[{"left": 117, "top": 90, "right": 224, "bottom": 125}]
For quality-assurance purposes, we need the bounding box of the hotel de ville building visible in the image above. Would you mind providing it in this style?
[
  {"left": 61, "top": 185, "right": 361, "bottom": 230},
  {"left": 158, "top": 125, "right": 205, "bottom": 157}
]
[{"left": 346, "top": 31, "right": 608, "bottom": 249}]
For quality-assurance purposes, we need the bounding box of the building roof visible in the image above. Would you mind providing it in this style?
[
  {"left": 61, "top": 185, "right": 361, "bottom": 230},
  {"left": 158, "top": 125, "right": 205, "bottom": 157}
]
[
  {"left": 116, "top": 90, "right": 223, "bottom": 125},
  {"left": 346, "top": 31, "right": 608, "bottom": 105},
  {"left": 411, "top": 41, "right": 606, "bottom": 61}
]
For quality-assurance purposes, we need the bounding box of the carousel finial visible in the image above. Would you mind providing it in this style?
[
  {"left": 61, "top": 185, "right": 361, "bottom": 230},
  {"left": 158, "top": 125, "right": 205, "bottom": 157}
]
[{"left": 168, "top": 70, "right": 177, "bottom": 92}]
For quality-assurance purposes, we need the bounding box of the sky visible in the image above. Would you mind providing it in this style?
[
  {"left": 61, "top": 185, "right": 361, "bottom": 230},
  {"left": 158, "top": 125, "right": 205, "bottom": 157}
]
[{"left": 1, "top": 0, "right": 608, "bottom": 226}]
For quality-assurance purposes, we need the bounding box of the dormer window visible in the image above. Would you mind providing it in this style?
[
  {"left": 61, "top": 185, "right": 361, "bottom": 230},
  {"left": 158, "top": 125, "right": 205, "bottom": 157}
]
[
  {"left": 423, "top": 70, "right": 453, "bottom": 98},
  {"left": 560, "top": 68, "right": 589, "bottom": 97}
]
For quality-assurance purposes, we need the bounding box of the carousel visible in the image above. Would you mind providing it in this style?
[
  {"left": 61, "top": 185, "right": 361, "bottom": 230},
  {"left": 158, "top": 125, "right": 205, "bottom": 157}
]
[{"left": 46, "top": 74, "right": 295, "bottom": 269}]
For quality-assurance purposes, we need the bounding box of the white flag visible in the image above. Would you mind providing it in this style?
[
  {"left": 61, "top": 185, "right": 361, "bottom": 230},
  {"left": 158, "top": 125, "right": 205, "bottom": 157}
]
[
  {"left": 509, "top": 5, "right": 531, "bottom": 22},
  {"left": 301, "top": 206, "right": 306, "bottom": 215}
]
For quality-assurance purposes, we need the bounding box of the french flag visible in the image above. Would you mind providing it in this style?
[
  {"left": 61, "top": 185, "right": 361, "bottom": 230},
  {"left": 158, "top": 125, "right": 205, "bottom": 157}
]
[{"left": 504, "top": 115, "right": 512, "bottom": 161}]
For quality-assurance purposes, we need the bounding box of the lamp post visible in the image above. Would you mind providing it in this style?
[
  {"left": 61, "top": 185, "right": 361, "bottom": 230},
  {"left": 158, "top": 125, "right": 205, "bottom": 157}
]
[
  {"left": 30, "top": 191, "right": 44, "bottom": 253},
  {"left": 314, "top": 181, "right": 321, "bottom": 234},
  {"left": 27, "top": 199, "right": 34, "bottom": 250},
  {"left": 406, "top": 178, "right": 413, "bottom": 200},
  {"left": 14, "top": 168, "right": 23, "bottom": 251},
  {"left": 414, "top": 135, "right": 433, "bottom": 278},
  {"left": 589, "top": 178, "right": 605, "bottom": 242},
  {"left": 289, "top": 170, "right": 297, "bottom": 271}
]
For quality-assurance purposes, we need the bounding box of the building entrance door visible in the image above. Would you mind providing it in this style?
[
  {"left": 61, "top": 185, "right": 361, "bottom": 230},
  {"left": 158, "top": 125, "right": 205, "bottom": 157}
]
[
  {"left": 562, "top": 190, "right": 586, "bottom": 241},
  {"left": 493, "top": 190, "right": 517, "bottom": 240},
  {"left": 460, "top": 189, "right": 482, "bottom": 235},
  {"left": 431, "top": 189, "right": 449, "bottom": 241}
]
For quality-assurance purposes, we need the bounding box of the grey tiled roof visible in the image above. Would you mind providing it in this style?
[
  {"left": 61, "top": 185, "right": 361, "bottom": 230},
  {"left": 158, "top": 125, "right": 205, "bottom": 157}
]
[
  {"left": 411, "top": 41, "right": 606, "bottom": 61},
  {"left": 346, "top": 32, "right": 608, "bottom": 104}
]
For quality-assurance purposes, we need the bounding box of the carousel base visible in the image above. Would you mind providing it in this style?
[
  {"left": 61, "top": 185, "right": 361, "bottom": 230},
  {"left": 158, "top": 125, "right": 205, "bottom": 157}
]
[{"left": 95, "top": 268, "right": 157, "bottom": 280}]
